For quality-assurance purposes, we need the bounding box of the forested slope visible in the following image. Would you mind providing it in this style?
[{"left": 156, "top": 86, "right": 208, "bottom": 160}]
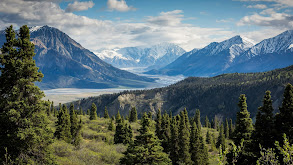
[{"left": 72, "top": 65, "right": 293, "bottom": 120}]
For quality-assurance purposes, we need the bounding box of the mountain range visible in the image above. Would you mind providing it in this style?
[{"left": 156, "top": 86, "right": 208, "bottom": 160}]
[
  {"left": 0, "top": 25, "right": 155, "bottom": 89},
  {"left": 95, "top": 43, "right": 186, "bottom": 71},
  {"left": 146, "top": 30, "right": 293, "bottom": 77}
]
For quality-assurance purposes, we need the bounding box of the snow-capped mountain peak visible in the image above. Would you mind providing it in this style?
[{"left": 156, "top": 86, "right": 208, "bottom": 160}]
[{"left": 29, "top": 26, "right": 43, "bottom": 33}]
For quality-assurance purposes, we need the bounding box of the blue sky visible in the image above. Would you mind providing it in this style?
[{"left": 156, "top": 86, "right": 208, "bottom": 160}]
[{"left": 0, "top": 0, "right": 292, "bottom": 51}]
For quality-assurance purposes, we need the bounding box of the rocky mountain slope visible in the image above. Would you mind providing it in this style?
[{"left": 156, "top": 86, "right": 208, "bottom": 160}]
[{"left": 0, "top": 25, "right": 155, "bottom": 89}]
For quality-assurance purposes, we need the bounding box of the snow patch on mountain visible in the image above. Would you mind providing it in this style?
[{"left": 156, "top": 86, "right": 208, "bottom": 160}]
[{"left": 29, "top": 26, "right": 42, "bottom": 33}]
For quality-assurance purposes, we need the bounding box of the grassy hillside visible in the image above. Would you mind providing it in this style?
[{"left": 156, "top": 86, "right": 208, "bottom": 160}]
[
  {"left": 71, "top": 65, "right": 293, "bottom": 120},
  {"left": 48, "top": 114, "right": 221, "bottom": 165}
]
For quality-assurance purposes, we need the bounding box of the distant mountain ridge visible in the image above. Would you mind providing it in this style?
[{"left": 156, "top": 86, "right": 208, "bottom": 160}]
[
  {"left": 0, "top": 25, "right": 155, "bottom": 89},
  {"left": 95, "top": 43, "right": 186, "bottom": 70},
  {"left": 146, "top": 30, "right": 293, "bottom": 77}
]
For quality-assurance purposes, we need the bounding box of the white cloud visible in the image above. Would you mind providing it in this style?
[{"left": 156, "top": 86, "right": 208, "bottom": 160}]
[
  {"left": 65, "top": 1, "right": 94, "bottom": 13},
  {"left": 247, "top": 4, "right": 267, "bottom": 9},
  {"left": 237, "top": 9, "right": 293, "bottom": 28},
  {"left": 107, "top": 0, "right": 136, "bottom": 12},
  {"left": 146, "top": 10, "right": 184, "bottom": 26}
]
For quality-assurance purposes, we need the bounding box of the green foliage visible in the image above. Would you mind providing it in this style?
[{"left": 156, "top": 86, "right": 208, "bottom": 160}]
[
  {"left": 55, "top": 104, "right": 72, "bottom": 143},
  {"left": 217, "top": 124, "right": 226, "bottom": 150},
  {"left": 170, "top": 117, "right": 180, "bottom": 165},
  {"left": 233, "top": 94, "right": 253, "bottom": 145},
  {"left": 161, "top": 111, "right": 171, "bottom": 153},
  {"left": 129, "top": 107, "right": 138, "bottom": 122},
  {"left": 108, "top": 118, "right": 115, "bottom": 131},
  {"left": 253, "top": 90, "right": 275, "bottom": 158},
  {"left": 156, "top": 109, "right": 162, "bottom": 139},
  {"left": 195, "top": 109, "right": 201, "bottom": 131},
  {"left": 224, "top": 118, "right": 229, "bottom": 139},
  {"left": 89, "top": 103, "right": 98, "bottom": 120},
  {"left": 0, "top": 25, "right": 55, "bottom": 164},
  {"left": 190, "top": 122, "right": 209, "bottom": 165},
  {"left": 205, "top": 116, "right": 210, "bottom": 128},
  {"left": 275, "top": 134, "right": 293, "bottom": 164},
  {"left": 120, "top": 113, "right": 171, "bottom": 165},
  {"left": 226, "top": 139, "right": 244, "bottom": 165},
  {"left": 256, "top": 146, "right": 279, "bottom": 165},
  {"left": 276, "top": 83, "right": 293, "bottom": 143},
  {"left": 104, "top": 106, "right": 109, "bottom": 119},
  {"left": 178, "top": 111, "right": 192, "bottom": 164}
]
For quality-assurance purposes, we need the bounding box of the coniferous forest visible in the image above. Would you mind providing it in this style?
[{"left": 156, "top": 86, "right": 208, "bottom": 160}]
[{"left": 1, "top": 25, "right": 293, "bottom": 165}]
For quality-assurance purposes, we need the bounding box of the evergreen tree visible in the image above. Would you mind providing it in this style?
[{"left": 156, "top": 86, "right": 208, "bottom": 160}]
[
  {"left": 225, "top": 118, "right": 229, "bottom": 139},
  {"left": 0, "top": 25, "right": 56, "bottom": 164},
  {"left": 206, "top": 130, "right": 212, "bottom": 144},
  {"left": 178, "top": 111, "right": 192, "bottom": 164},
  {"left": 205, "top": 116, "right": 210, "bottom": 128},
  {"left": 276, "top": 84, "right": 293, "bottom": 143},
  {"left": 114, "top": 111, "right": 128, "bottom": 144},
  {"left": 129, "top": 107, "right": 138, "bottom": 122},
  {"left": 89, "top": 103, "right": 98, "bottom": 120},
  {"left": 148, "top": 111, "right": 152, "bottom": 120},
  {"left": 195, "top": 109, "right": 201, "bottom": 131},
  {"left": 120, "top": 113, "right": 171, "bottom": 165},
  {"left": 51, "top": 101, "right": 55, "bottom": 115},
  {"left": 155, "top": 109, "right": 162, "bottom": 139},
  {"left": 233, "top": 94, "right": 253, "bottom": 145},
  {"left": 104, "top": 106, "right": 109, "bottom": 119},
  {"left": 55, "top": 105, "right": 72, "bottom": 143},
  {"left": 217, "top": 124, "right": 226, "bottom": 149},
  {"left": 161, "top": 112, "right": 171, "bottom": 153},
  {"left": 253, "top": 91, "right": 275, "bottom": 150},
  {"left": 70, "top": 104, "right": 80, "bottom": 146},
  {"left": 229, "top": 118, "right": 234, "bottom": 139},
  {"left": 170, "top": 117, "right": 180, "bottom": 165},
  {"left": 87, "top": 109, "right": 90, "bottom": 115},
  {"left": 190, "top": 122, "right": 208, "bottom": 165},
  {"left": 69, "top": 103, "right": 74, "bottom": 116},
  {"left": 183, "top": 108, "right": 190, "bottom": 129},
  {"left": 72, "top": 118, "right": 82, "bottom": 147},
  {"left": 125, "top": 124, "right": 133, "bottom": 144},
  {"left": 108, "top": 118, "right": 115, "bottom": 131}
]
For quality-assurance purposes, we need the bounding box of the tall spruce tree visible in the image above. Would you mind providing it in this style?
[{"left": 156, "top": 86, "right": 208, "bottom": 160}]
[
  {"left": 55, "top": 105, "right": 72, "bottom": 143},
  {"left": 129, "top": 107, "right": 138, "bottom": 122},
  {"left": 206, "top": 130, "right": 212, "bottom": 144},
  {"left": 233, "top": 94, "right": 253, "bottom": 145},
  {"left": 114, "top": 111, "right": 127, "bottom": 144},
  {"left": 253, "top": 91, "right": 275, "bottom": 149},
  {"left": 205, "top": 116, "right": 210, "bottom": 128},
  {"left": 120, "top": 113, "right": 171, "bottom": 165},
  {"left": 217, "top": 124, "right": 226, "bottom": 149},
  {"left": 178, "top": 111, "right": 192, "bottom": 164},
  {"left": 229, "top": 119, "right": 234, "bottom": 138},
  {"left": 225, "top": 118, "right": 229, "bottom": 139},
  {"left": 70, "top": 104, "right": 80, "bottom": 146},
  {"left": 161, "top": 112, "right": 171, "bottom": 153},
  {"left": 170, "top": 117, "right": 180, "bottom": 165},
  {"left": 89, "top": 103, "right": 98, "bottom": 120},
  {"left": 108, "top": 118, "right": 115, "bottom": 131},
  {"left": 104, "top": 106, "right": 109, "bottom": 119},
  {"left": 276, "top": 84, "right": 293, "bottom": 143},
  {"left": 155, "top": 109, "right": 162, "bottom": 139},
  {"left": 190, "top": 122, "right": 208, "bottom": 165},
  {"left": 51, "top": 101, "right": 55, "bottom": 115},
  {"left": 195, "top": 109, "right": 201, "bottom": 131},
  {"left": 0, "top": 25, "right": 56, "bottom": 164}
]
